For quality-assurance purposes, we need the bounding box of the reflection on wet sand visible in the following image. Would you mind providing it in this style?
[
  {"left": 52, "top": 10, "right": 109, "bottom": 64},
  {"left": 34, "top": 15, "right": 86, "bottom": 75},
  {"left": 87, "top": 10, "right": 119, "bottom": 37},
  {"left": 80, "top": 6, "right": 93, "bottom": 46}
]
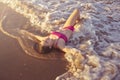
[
  {"left": 0, "top": 3, "right": 65, "bottom": 60},
  {"left": 1, "top": 0, "right": 120, "bottom": 80},
  {"left": 0, "top": 3, "right": 67, "bottom": 80}
]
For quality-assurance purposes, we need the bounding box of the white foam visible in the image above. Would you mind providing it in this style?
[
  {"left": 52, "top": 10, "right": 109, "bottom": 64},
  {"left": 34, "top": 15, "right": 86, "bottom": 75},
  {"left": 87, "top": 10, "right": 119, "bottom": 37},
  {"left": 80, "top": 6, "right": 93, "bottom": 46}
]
[{"left": 0, "top": 0, "right": 120, "bottom": 80}]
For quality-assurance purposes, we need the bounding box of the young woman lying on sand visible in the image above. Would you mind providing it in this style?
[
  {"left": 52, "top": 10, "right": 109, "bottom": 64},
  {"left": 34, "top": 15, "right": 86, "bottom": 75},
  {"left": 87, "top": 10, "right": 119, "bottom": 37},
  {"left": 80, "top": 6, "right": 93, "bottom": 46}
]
[{"left": 22, "top": 9, "right": 83, "bottom": 56}]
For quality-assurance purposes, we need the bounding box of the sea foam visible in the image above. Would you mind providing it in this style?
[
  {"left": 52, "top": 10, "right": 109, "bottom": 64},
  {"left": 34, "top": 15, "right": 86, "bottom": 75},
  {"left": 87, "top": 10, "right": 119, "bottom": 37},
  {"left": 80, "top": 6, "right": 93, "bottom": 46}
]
[{"left": 0, "top": 0, "right": 120, "bottom": 80}]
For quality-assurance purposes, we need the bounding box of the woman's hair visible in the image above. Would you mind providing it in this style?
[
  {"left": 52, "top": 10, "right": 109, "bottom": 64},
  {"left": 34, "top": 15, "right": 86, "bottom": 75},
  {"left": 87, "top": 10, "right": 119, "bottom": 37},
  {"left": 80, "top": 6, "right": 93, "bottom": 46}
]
[{"left": 34, "top": 43, "right": 53, "bottom": 54}]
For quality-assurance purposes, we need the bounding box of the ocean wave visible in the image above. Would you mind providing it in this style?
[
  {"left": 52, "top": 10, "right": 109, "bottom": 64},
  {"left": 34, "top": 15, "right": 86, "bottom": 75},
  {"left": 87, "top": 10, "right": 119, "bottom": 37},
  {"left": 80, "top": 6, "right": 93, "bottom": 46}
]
[{"left": 0, "top": 0, "right": 120, "bottom": 80}]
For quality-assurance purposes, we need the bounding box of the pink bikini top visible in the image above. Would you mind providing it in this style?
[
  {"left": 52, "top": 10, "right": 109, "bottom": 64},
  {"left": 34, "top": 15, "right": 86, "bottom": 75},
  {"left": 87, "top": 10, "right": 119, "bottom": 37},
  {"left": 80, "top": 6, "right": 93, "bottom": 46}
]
[
  {"left": 50, "top": 26, "right": 74, "bottom": 43},
  {"left": 51, "top": 31, "right": 68, "bottom": 43}
]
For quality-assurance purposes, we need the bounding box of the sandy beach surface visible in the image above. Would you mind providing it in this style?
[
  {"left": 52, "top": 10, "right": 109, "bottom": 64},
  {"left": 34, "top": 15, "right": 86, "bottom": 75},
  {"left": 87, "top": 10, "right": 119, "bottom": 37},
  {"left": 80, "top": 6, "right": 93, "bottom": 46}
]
[
  {"left": 0, "top": 0, "right": 120, "bottom": 80},
  {"left": 0, "top": 3, "right": 67, "bottom": 80}
]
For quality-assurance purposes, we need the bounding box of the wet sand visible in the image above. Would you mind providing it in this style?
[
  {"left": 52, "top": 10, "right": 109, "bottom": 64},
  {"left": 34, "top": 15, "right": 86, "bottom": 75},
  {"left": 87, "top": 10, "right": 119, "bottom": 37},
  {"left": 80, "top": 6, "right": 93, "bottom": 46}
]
[{"left": 0, "top": 3, "right": 67, "bottom": 80}]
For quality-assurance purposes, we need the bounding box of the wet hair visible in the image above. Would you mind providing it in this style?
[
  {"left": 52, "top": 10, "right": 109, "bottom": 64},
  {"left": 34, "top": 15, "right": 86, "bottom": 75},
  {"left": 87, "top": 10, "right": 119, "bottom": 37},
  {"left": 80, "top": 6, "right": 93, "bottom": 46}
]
[{"left": 34, "top": 43, "right": 53, "bottom": 54}]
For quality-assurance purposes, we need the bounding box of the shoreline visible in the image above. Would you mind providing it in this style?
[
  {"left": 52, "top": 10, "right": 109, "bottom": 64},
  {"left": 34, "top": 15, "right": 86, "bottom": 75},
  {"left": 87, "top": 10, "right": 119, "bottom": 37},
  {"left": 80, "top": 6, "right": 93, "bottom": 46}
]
[{"left": 0, "top": 3, "right": 67, "bottom": 80}]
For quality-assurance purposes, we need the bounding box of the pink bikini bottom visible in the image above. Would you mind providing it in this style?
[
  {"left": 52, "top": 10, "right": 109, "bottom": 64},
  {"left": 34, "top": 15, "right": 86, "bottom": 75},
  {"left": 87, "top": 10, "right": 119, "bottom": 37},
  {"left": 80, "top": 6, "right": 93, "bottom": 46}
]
[{"left": 63, "top": 26, "right": 74, "bottom": 31}]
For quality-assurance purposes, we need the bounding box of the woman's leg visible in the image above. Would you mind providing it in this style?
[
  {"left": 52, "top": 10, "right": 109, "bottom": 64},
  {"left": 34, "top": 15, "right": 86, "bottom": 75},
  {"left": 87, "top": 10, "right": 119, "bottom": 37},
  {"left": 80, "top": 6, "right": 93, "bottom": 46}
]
[{"left": 63, "top": 9, "right": 80, "bottom": 28}]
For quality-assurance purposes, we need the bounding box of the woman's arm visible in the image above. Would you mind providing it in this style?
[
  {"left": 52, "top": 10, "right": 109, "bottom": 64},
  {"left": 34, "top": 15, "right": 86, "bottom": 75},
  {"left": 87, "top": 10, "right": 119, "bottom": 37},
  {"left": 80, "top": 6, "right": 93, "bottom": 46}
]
[
  {"left": 60, "top": 45, "right": 84, "bottom": 61},
  {"left": 20, "top": 30, "right": 44, "bottom": 42},
  {"left": 61, "top": 45, "right": 80, "bottom": 54},
  {"left": 58, "top": 42, "right": 82, "bottom": 54},
  {"left": 63, "top": 9, "right": 80, "bottom": 28}
]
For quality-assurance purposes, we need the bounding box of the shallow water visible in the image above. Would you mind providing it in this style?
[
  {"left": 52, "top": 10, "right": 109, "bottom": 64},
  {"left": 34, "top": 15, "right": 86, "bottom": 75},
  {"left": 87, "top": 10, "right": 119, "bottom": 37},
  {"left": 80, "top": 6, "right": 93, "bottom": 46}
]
[
  {"left": 0, "top": 0, "right": 120, "bottom": 80},
  {"left": 0, "top": 1, "right": 65, "bottom": 60}
]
